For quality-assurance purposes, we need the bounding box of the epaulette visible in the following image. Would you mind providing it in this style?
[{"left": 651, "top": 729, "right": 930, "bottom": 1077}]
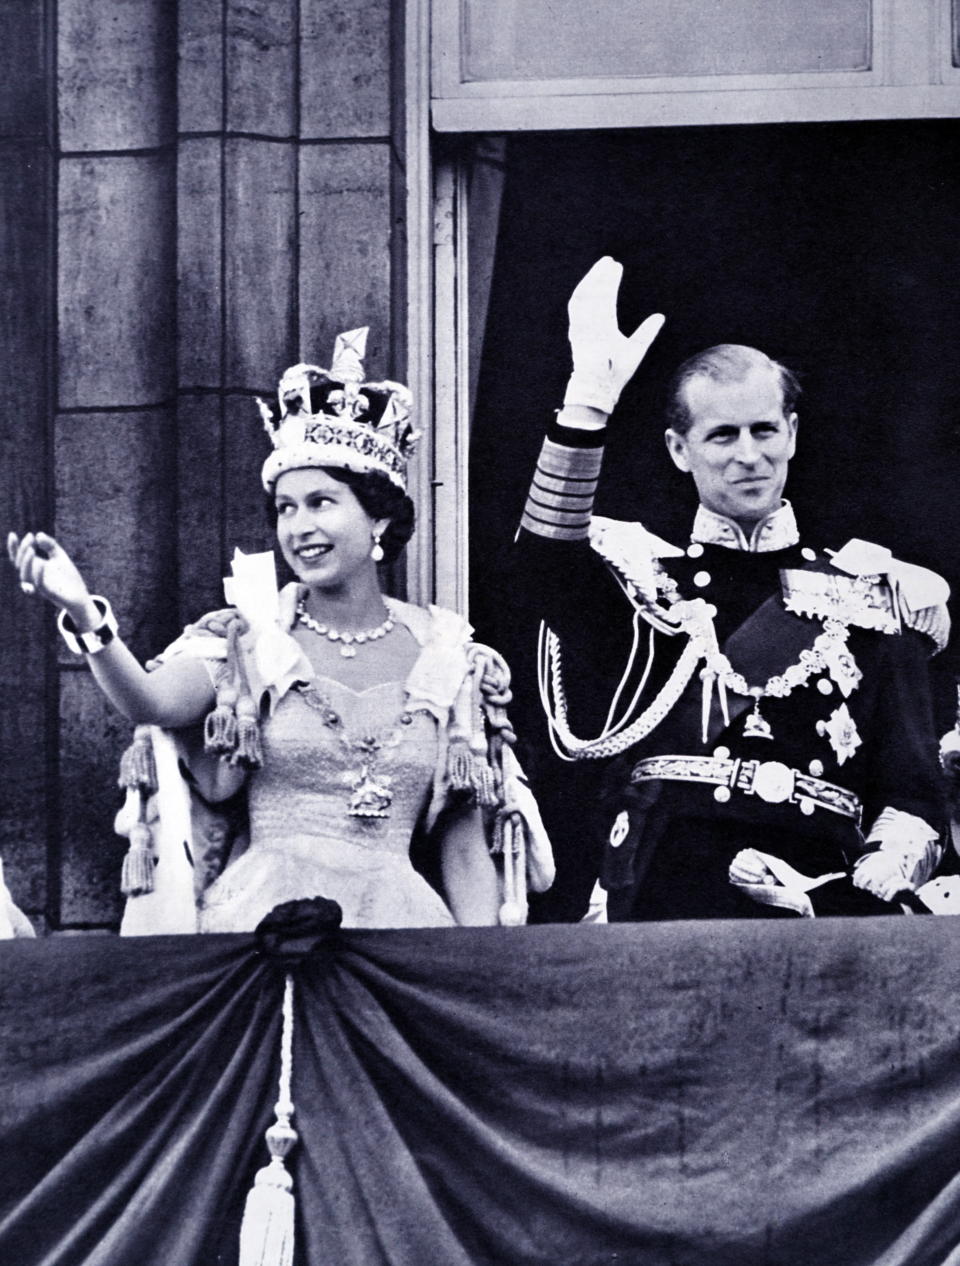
[
  {"left": 589, "top": 516, "right": 683, "bottom": 604},
  {"left": 782, "top": 538, "right": 950, "bottom": 652}
]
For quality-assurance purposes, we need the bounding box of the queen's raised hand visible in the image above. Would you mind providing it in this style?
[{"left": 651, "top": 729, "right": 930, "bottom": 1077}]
[{"left": 7, "top": 530, "right": 94, "bottom": 618}]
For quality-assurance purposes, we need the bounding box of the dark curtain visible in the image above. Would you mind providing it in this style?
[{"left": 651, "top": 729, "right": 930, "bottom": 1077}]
[
  {"left": 4, "top": 919, "right": 960, "bottom": 1265},
  {"left": 469, "top": 120, "right": 960, "bottom": 919}
]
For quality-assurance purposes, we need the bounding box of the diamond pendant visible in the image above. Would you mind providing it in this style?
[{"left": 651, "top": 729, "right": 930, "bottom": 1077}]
[
  {"left": 340, "top": 644, "right": 357, "bottom": 658},
  {"left": 348, "top": 765, "right": 393, "bottom": 818},
  {"left": 743, "top": 694, "right": 774, "bottom": 741}
]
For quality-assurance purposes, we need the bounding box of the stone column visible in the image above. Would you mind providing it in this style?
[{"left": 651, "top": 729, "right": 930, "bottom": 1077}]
[
  {"left": 0, "top": 0, "right": 55, "bottom": 931},
  {"left": 177, "top": 0, "right": 398, "bottom": 612},
  {"left": 1, "top": 0, "right": 403, "bottom": 930},
  {"left": 56, "top": 0, "right": 177, "bottom": 925}
]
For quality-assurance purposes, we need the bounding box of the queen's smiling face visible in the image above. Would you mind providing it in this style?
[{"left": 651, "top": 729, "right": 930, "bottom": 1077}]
[{"left": 274, "top": 467, "right": 387, "bottom": 591}]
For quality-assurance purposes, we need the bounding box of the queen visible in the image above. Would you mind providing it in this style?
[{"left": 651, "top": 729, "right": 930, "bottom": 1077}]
[{"left": 8, "top": 329, "right": 551, "bottom": 933}]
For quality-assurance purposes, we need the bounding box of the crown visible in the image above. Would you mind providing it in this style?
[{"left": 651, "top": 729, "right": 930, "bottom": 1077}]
[{"left": 258, "top": 328, "right": 420, "bottom": 493}]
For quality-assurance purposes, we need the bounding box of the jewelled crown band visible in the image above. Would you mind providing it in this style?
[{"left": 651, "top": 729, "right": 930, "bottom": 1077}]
[{"left": 258, "top": 327, "right": 420, "bottom": 493}]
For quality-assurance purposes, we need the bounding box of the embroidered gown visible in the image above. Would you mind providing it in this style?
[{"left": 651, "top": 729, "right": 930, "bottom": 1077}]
[
  {"left": 198, "top": 675, "right": 456, "bottom": 931},
  {"left": 117, "top": 593, "right": 551, "bottom": 936}
]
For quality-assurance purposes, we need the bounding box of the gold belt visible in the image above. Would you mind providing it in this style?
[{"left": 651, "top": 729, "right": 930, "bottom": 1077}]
[{"left": 630, "top": 754, "right": 862, "bottom": 825}]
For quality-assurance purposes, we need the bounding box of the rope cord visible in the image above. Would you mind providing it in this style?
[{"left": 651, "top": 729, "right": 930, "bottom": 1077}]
[
  {"left": 277, "top": 973, "right": 294, "bottom": 1120},
  {"left": 539, "top": 623, "right": 705, "bottom": 761}
]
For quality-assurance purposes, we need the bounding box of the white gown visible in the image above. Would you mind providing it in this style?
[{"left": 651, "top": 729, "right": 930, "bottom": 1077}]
[{"left": 198, "top": 675, "right": 456, "bottom": 931}]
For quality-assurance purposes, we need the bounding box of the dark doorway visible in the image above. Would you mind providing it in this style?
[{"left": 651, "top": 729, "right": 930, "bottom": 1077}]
[{"left": 469, "top": 120, "right": 960, "bottom": 919}]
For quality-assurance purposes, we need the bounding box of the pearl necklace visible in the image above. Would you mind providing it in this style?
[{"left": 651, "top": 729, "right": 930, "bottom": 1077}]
[{"left": 295, "top": 598, "right": 395, "bottom": 657}]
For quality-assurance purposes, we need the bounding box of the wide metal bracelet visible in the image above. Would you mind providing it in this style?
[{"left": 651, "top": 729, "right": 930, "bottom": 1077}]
[{"left": 57, "top": 596, "right": 118, "bottom": 655}]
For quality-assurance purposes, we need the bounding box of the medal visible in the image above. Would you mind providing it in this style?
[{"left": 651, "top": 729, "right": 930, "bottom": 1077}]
[
  {"left": 299, "top": 686, "right": 410, "bottom": 820},
  {"left": 743, "top": 691, "right": 774, "bottom": 741},
  {"left": 821, "top": 639, "right": 862, "bottom": 698},
  {"left": 347, "top": 764, "right": 394, "bottom": 818},
  {"left": 817, "top": 702, "right": 862, "bottom": 765}
]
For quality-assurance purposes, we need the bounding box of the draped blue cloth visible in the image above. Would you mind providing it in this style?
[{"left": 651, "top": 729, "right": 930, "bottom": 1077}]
[{"left": 2, "top": 918, "right": 960, "bottom": 1265}]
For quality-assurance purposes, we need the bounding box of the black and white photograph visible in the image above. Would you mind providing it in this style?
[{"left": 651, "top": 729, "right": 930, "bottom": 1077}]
[{"left": 2, "top": 2, "right": 960, "bottom": 1263}]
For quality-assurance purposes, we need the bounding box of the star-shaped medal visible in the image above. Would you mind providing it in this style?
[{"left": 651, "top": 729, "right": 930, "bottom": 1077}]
[
  {"left": 821, "top": 640, "right": 863, "bottom": 698},
  {"left": 818, "top": 702, "right": 862, "bottom": 765}
]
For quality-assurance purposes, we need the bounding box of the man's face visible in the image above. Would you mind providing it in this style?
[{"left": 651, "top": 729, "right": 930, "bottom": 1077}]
[{"left": 664, "top": 366, "right": 797, "bottom": 528}]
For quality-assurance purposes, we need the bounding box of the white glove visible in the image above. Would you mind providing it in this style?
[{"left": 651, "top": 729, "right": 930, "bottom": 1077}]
[
  {"left": 728, "top": 848, "right": 779, "bottom": 886},
  {"left": 563, "top": 257, "right": 665, "bottom": 415},
  {"left": 852, "top": 850, "right": 912, "bottom": 903},
  {"left": 860, "top": 807, "right": 941, "bottom": 895}
]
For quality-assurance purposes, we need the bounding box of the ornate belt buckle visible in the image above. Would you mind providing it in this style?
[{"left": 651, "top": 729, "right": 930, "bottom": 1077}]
[{"left": 751, "top": 761, "right": 795, "bottom": 805}]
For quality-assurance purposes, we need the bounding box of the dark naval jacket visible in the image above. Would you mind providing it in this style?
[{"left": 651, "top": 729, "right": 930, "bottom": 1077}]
[{"left": 516, "top": 419, "right": 949, "bottom": 920}]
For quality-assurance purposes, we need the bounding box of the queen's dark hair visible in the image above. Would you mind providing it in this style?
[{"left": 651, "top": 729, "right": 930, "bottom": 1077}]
[{"left": 266, "top": 466, "right": 415, "bottom": 563}]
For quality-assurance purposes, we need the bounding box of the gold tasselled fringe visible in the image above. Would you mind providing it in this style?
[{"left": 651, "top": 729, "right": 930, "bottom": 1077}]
[
  {"left": 205, "top": 693, "right": 239, "bottom": 755},
  {"left": 446, "top": 738, "right": 475, "bottom": 792},
  {"left": 233, "top": 713, "right": 264, "bottom": 770}
]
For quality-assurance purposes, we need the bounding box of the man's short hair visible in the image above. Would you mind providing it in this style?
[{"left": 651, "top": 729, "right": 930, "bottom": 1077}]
[{"left": 664, "top": 344, "right": 801, "bottom": 436}]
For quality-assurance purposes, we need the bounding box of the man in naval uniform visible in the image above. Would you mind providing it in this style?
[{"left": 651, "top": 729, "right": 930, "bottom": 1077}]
[{"left": 516, "top": 258, "right": 949, "bottom": 920}]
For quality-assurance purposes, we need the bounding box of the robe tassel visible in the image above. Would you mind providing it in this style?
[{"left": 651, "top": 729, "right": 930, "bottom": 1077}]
[{"left": 120, "top": 820, "right": 155, "bottom": 897}]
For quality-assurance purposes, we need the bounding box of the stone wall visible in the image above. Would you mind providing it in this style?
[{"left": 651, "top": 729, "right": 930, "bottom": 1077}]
[{"left": 0, "top": 0, "right": 403, "bottom": 930}]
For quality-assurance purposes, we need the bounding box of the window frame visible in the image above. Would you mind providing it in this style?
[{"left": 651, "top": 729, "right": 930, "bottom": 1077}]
[
  {"left": 411, "top": 0, "right": 960, "bottom": 611},
  {"left": 432, "top": 0, "right": 960, "bottom": 132}
]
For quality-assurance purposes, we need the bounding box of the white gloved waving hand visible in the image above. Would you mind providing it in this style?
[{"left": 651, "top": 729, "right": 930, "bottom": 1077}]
[{"left": 563, "top": 257, "right": 665, "bottom": 416}]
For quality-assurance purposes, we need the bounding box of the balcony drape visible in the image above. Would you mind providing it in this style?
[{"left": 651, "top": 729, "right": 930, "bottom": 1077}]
[{"left": 2, "top": 918, "right": 960, "bottom": 1265}]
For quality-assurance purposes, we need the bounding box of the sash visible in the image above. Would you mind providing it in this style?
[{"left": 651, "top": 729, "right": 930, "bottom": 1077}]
[{"left": 670, "top": 593, "right": 826, "bottom": 748}]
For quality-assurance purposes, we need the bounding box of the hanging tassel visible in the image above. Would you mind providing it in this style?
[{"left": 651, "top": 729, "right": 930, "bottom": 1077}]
[
  {"left": 497, "top": 810, "right": 527, "bottom": 926},
  {"left": 120, "top": 820, "right": 155, "bottom": 896},
  {"left": 231, "top": 694, "right": 264, "bottom": 770},
  {"left": 205, "top": 682, "right": 239, "bottom": 755},
  {"left": 230, "top": 638, "right": 264, "bottom": 770},
  {"left": 700, "top": 666, "right": 714, "bottom": 746},
  {"left": 118, "top": 725, "right": 157, "bottom": 792},
  {"left": 446, "top": 661, "right": 479, "bottom": 795},
  {"left": 489, "top": 808, "right": 506, "bottom": 857},
  {"left": 717, "top": 674, "right": 730, "bottom": 729},
  {"left": 240, "top": 973, "right": 298, "bottom": 1266},
  {"left": 471, "top": 759, "right": 500, "bottom": 808},
  {"left": 446, "top": 738, "right": 475, "bottom": 792},
  {"left": 233, "top": 712, "right": 265, "bottom": 770}
]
